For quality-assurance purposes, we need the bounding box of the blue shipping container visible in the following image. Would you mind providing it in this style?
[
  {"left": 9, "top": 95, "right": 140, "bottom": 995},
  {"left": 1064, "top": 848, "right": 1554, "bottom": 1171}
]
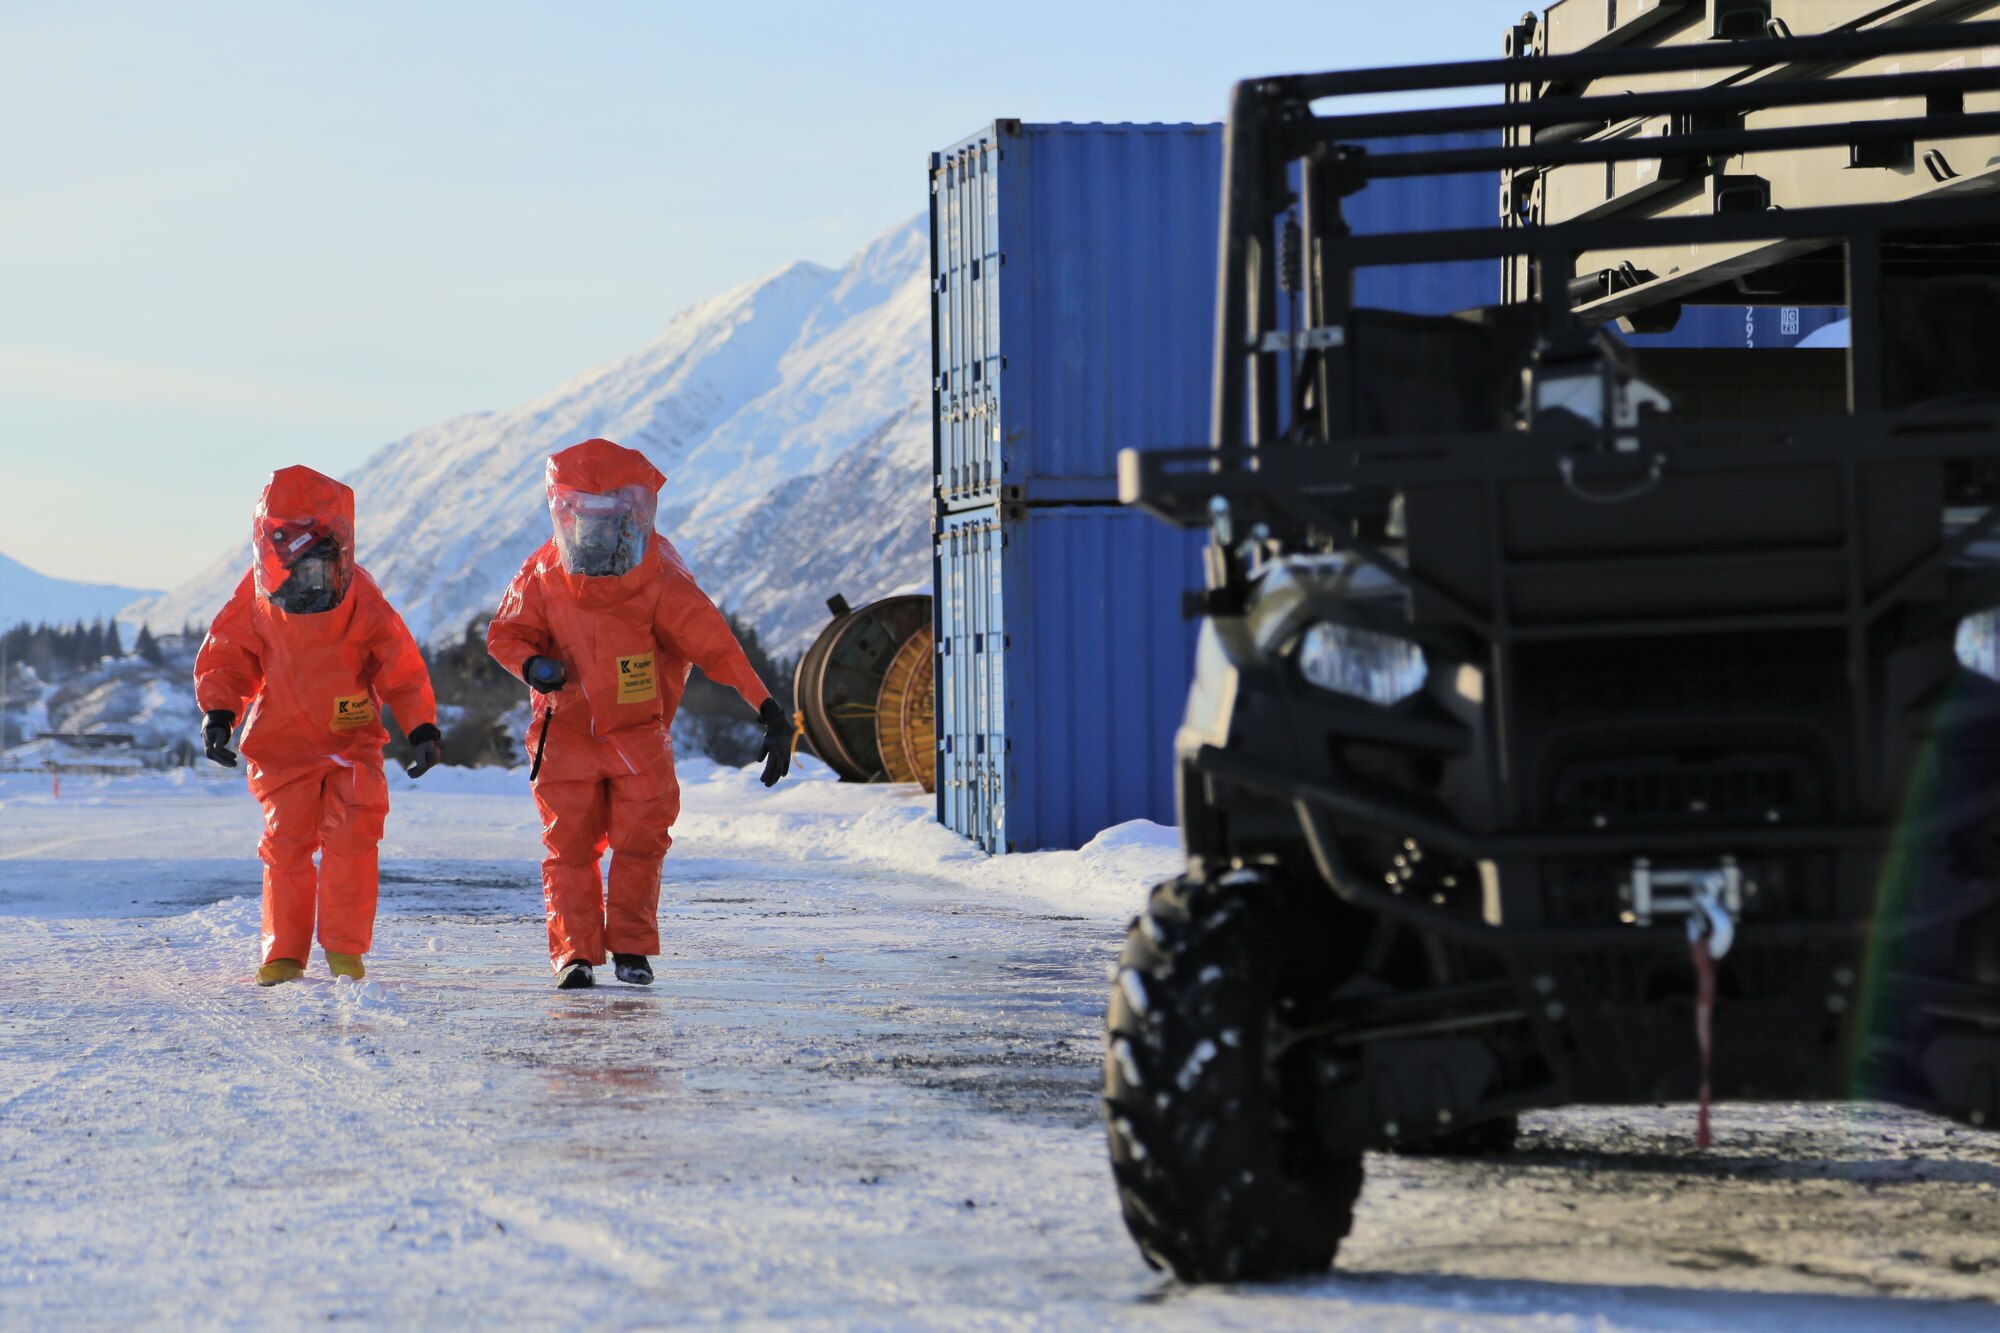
[
  {"left": 934, "top": 503, "right": 1206, "bottom": 852},
  {"left": 931, "top": 122, "right": 1223, "bottom": 507}
]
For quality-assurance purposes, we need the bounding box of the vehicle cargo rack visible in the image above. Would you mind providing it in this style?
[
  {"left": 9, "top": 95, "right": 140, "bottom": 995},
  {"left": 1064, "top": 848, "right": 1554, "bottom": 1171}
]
[{"left": 1200, "top": 17, "right": 2000, "bottom": 449}]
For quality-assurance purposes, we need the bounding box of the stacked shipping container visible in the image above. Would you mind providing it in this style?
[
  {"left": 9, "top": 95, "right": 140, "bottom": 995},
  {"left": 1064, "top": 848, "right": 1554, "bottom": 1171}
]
[{"left": 930, "top": 122, "right": 1219, "bottom": 852}]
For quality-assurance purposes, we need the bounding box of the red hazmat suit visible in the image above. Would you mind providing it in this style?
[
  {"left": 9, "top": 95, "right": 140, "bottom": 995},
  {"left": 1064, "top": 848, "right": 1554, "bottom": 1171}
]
[
  {"left": 194, "top": 466, "right": 437, "bottom": 967},
  {"left": 486, "top": 438, "right": 772, "bottom": 971}
]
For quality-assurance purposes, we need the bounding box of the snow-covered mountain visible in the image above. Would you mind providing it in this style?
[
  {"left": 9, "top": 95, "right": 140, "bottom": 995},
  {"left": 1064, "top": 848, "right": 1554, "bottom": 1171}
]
[
  {"left": 1, "top": 551, "right": 157, "bottom": 633},
  {"left": 125, "top": 216, "right": 931, "bottom": 654}
]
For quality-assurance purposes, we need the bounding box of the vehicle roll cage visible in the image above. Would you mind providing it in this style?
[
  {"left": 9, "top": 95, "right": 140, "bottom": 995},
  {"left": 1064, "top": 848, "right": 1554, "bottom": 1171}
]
[{"left": 1211, "top": 17, "right": 2000, "bottom": 450}]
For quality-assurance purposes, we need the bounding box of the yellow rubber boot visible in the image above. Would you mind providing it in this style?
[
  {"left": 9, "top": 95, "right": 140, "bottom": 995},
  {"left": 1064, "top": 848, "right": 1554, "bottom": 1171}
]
[
  {"left": 257, "top": 958, "right": 306, "bottom": 987},
  {"left": 326, "top": 952, "right": 365, "bottom": 981}
]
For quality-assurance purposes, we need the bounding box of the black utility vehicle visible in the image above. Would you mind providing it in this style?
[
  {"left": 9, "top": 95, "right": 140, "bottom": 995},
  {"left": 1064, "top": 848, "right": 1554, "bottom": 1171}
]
[{"left": 1105, "top": 12, "right": 2000, "bottom": 1282}]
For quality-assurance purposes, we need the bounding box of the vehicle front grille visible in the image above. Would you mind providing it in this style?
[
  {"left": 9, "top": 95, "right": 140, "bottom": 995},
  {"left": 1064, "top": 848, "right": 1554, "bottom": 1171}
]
[{"left": 1548, "top": 751, "right": 1825, "bottom": 829}]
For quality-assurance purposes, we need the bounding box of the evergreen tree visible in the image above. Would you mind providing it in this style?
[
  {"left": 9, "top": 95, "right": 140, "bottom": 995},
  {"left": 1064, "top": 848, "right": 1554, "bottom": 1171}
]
[
  {"left": 104, "top": 618, "right": 124, "bottom": 659},
  {"left": 21, "top": 624, "right": 55, "bottom": 677},
  {"left": 134, "top": 624, "right": 163, "bottom": 666}
]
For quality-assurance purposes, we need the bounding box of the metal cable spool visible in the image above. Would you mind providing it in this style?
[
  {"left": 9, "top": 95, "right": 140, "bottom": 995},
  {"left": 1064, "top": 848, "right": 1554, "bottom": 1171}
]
[
  {"left": 793, "top": 594, "right": 933, "bottom": 782},
  {"left": 874, "top": 626, "right": 935, "bottom": 792}
]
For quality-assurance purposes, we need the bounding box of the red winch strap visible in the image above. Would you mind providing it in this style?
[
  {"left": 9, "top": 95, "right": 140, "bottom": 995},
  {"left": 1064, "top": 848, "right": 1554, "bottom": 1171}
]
[{"left": 1690, "top": 931, "right": 1716, "bottom": 1150}]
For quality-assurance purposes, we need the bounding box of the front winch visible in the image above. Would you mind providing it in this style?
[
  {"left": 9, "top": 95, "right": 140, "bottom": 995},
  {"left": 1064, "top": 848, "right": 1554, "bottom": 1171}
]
[{"left": 1623, "top": 856, "right": 1744, "bottom": 933}]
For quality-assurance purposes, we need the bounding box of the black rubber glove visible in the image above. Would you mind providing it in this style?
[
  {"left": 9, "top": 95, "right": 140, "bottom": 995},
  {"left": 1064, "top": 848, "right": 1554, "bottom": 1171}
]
[
  {"left": 755, "top": 697, "right": 795, "bottom": 788},
  {"left": 404, "top": 723, "right": 443, "bottom": 780},
  {"left": 523, "top": 655, "right": 566, "bottom": 694},
  {"left": 202, "top": 710, "right": 237, "bottom": 768}
]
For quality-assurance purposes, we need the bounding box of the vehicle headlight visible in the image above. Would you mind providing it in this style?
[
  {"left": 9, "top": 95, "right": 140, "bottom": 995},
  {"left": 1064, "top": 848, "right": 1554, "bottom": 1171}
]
[
  {"left": 1295, "top": 621, "right": 1427, "bottom": 706},
  {"left": 1957, "top": 609, "right": 2000, "bottom": 682}
]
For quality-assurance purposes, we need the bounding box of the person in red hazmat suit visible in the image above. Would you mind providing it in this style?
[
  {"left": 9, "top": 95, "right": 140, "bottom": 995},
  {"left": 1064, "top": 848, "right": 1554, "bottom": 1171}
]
[
  {"left": 193, "top": 465, "right": 442, "bottom": 987},
  {"left": 487, "top": 437, "right": 795, "bottom": 989}
]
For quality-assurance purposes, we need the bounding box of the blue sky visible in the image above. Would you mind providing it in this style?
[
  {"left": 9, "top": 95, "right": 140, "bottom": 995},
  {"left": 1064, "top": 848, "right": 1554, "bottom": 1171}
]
[{"left": 1, "top": 1, "right": 1513, "bottom": 591}]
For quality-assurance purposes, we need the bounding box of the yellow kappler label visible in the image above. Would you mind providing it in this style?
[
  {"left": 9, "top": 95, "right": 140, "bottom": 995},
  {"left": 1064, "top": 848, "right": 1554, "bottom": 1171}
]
[
  {"left": 330, "top": 693, "right": 376, "bottom": 731},
  {"left": 615, "top": 652, "right": 658, "bottom": 704}
]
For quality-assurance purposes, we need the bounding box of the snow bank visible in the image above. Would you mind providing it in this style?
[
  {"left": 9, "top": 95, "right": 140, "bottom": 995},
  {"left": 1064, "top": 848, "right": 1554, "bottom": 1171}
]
[{"left": 672, "top": 756, "right": 1178, "bottom": 920}]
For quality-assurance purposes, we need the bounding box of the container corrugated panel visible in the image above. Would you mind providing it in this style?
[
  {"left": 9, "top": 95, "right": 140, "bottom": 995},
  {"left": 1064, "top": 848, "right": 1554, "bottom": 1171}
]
[
  {"left": 1341, "top": 134, "right": 1504, "bottom": 314},
  {"left": 934, "top": 503, "right": 1205, "bottom": 853},
  {"left": 931, "top": 122, "right": 1224, "bottom": 508}
]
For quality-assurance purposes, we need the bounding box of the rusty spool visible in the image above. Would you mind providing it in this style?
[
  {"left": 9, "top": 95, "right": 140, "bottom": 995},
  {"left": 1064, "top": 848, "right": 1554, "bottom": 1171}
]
[
  {"left": 793, "top": 594, "right": 933, "bottom": 782},
  {"left": 874, "top": 626, "right": 935, "bottom": 792}
]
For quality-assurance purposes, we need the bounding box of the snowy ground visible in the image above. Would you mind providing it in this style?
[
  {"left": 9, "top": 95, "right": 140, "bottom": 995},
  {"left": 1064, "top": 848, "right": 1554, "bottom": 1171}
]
[{"left": 3, "top": 762, "right": 1997, "bottom": 1329}]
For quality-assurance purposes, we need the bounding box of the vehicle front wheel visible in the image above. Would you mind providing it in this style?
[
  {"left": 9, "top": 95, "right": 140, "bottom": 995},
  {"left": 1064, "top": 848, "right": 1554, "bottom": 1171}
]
[{"left": 1103, "top": 871, "right": 1363, "bottom": 1282}]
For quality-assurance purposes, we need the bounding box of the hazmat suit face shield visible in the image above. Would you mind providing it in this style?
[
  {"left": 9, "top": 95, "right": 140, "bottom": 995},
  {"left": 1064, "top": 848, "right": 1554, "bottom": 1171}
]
[
  {"left": 270, "top": 537, "right": 343, "bottom": 613},
  {"left": 549, "top": 484, "right": 654, "bottom": 577},
  {"left": 254, "top": 516, "right": 355, "bottom": 614},
  {"left": 256, "top": 520, "right": 354, "bottom": 616}
]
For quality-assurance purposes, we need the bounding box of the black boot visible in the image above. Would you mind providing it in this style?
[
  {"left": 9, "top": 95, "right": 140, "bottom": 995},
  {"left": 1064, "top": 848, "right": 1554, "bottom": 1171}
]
[
  {"left": 613, "top": 953, "right": 654, "bottom": 986},
  {"left": 555, "top": 960, "right": 595, "bottom": 990}
]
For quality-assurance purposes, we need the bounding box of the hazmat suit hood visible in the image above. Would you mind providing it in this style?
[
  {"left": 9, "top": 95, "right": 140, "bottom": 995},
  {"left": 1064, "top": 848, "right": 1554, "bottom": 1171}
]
[
  {"left": 253, "top": 465, "right": 356, "bottom": 615},
  {"left": 546, "top": 438, "right": 666, "bottom": 578}
]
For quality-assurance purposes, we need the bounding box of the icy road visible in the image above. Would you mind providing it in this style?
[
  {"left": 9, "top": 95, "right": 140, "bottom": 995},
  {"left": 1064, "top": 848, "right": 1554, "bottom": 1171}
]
[{"left": 3, "top": 762, "right": 1997, "bottom": 1329}]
